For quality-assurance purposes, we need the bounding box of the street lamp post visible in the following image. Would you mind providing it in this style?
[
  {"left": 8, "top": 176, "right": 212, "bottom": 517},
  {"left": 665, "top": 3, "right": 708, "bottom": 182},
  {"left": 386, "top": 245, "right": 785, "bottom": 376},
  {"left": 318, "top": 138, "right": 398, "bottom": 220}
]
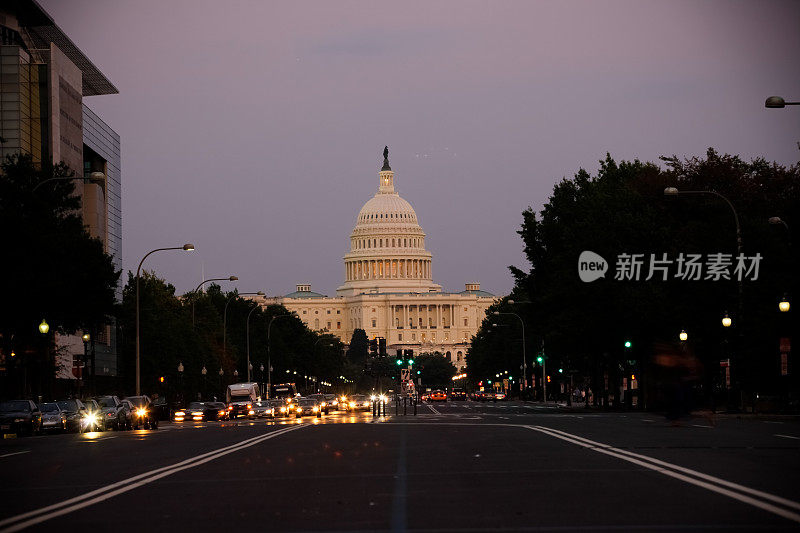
[
  {"left": 201, "top": 366, "right": 207, "bottom": 400},
  {"left": 192, "top": 276, "right": 238, "bottom": 326},
  {"left": 178, "top": 361, "right": 184, "bottom": 405},
  {"left": 492, "top": 310, "right": 527, "bottom": 397},
  {"left": 135, "top": 244, "right": 195, "bottom": 395},
  {"left": 223, "top": 291, "right": 265, "bottom": 359},
  {"left": 245, "top": 304, "right": 260, "bottom": 382},
  {"left": 218, "top": 367, "right": 224, "bottom": 398}
]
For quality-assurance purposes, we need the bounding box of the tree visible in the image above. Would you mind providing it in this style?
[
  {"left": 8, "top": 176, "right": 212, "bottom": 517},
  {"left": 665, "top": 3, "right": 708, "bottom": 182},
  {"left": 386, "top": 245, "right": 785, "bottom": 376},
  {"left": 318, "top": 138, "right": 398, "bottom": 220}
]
[
  {"left": 495, "top": 149, "right": 799, "bottom": 408},
  {"left": 416, "top": 352, "right": 457, "bottom": 389},
  {"left": 0, "top": 154, "right": 120, "bottom": 398}
]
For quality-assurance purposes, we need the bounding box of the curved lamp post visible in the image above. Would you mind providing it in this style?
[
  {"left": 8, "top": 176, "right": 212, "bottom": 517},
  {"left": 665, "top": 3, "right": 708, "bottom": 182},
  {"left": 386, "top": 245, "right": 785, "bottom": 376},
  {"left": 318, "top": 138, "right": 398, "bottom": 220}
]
[
  {"left": 191, "top": 276, "right": 238, "bottom": 326},
  {"left": 136, "top": 244, "right": 195, "bottom": 395},
  {"left": 245, "top": 303, "right": 261, "bottom": 382},
  {"left": 32, "top": 171, "right": 106, "bottom": 193},
  {"left": 492, "top": 310, "right": 527, "bottom": 394},
  {"left": 223, "top": 291, "right": 265, "bottom": 358},
  {"left": 267, "top": 313, "right": 295, "bottom": 395}
]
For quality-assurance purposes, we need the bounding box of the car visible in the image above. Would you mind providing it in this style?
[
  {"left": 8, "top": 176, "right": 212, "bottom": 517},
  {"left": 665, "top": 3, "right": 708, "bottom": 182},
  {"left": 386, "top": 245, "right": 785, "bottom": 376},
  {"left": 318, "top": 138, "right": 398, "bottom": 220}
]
[
  {"left": 94, "top": 395, "right": 128, "bottom": 430},
  {"left": 152, "top": 396, "right": 171, "bottom": 421},
  {"left": 119, "top": 399, "right": 135, "bottom": 429},
  {"left": 56, "top": 399, "right": 87, "bottom": 432},
  {"left": 494, "top": 391, "right": 507, "bottom": 401},
  {"left": 307, "top": 394, "right": 331, "bottom": 414},
  {"left": 0, "top": 400, "right": 42, "bottom": 436},
  {"left": 174, "top": 401, "right": 229, "bottom": 422},
  {"left": 347, "top": 394, "right": 372, "bottom": 411},
  {"left": 481, "top": 391, "right": 496, "bottom": 402},
  {"left": 270, "top": 399, "right": 292, "bottom": 418},
  {"left": 80, "top": 399, "right": 104, "bottom": 432},
  {"left": 450, "top": 388, "right": 467, "bottom": 401},
  {"left": 251, "top": 400, "right": 275, "bottom": 419},
  {"left": 294, "top": 398, "right": 323, "bottom": 418},
  {"left": 39, "top": 402, "right": 68, "bottom": 433},
  {"left": 323, "top": 394, "right": 340, "bottom": 412},
  {"left": 429, "top": 390, "right": 447, "bottom": 402},
  {"left": 124, "top": 396, "right": 158, "bottom": 429}
]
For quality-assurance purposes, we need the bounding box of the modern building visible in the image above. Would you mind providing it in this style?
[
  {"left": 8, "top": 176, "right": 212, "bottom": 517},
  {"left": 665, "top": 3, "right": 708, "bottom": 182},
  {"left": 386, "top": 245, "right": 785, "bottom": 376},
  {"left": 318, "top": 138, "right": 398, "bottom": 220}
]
[
  {"left": 261, "top": 148, "right": 496, "bottom": 371},
  {"left": 0, "top": 0, "right": 121, "bottom": 381}
]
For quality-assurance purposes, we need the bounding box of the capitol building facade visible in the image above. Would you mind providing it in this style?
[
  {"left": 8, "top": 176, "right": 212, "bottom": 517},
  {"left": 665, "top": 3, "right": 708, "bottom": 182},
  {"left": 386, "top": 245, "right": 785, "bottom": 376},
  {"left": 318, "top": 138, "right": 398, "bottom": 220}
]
[{"left": 261, "top": 148, "right": 496, "bottom": 371}]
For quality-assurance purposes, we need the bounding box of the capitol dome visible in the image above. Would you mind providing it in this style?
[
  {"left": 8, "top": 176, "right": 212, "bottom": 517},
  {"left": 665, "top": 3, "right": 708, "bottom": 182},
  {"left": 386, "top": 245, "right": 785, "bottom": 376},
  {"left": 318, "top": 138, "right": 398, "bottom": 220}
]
[{"left": 337, "top": 147, "right": 441, "bottom": 297}]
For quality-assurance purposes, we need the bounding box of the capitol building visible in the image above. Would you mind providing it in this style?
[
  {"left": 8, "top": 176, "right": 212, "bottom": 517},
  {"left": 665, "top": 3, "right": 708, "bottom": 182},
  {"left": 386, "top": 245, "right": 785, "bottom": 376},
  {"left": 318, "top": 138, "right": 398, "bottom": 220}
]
[{"left": 262, "top": 148, "right": 496, "bottom": 371}]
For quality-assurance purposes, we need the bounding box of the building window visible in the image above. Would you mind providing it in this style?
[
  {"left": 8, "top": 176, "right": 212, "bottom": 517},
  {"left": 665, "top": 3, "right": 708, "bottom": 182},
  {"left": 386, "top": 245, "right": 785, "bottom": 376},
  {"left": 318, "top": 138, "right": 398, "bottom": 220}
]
[
  {"left": 327, "top": 321, "right": 331, "bottom": 329},
  {"left": 372, "top": 308, "right": 376, "bottom": 313},
  {"left": 337, "top": 322, "right": 341, "bottom": 329},
  {"left": 464, "top": 318, "right": 468, "bottom": 326},
  {"left": 327, "top": 310, "right": 331, "bottom": 314},
  {"left": 457, "top": 351, "right": 463, "bottom": 361},
  {"left": 412, "top": 333, "right": 416, "bottom": 340},
  {"left": 314, "top": 319, "right": 319, "bottom": 329},
  {"left": 446, "top": 351, "right": 451, "bottom": 361},
  {"left": 337, "top": 310, "right": 341, "bottom": 314},
  {"left": 372, "top": 319, "right": 377, "bottom": 327},
  {"left": 398, "top": 333, "right": 402, "bottom": 341},
  {"left": 302, "top": 310, "right": 307, "bottom": 314}
]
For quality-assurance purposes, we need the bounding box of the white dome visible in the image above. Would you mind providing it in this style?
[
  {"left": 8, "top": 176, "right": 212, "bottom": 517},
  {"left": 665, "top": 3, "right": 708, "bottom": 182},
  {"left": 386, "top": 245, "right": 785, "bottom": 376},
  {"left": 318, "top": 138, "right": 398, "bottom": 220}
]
[{"left": 355, "top": 193, "right": 419, "bottom": 227}]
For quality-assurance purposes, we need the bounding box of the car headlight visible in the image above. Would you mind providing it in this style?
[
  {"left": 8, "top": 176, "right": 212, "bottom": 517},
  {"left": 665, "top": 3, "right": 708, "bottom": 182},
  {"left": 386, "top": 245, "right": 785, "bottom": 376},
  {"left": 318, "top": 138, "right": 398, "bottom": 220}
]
[
  {"left": 349, "top": 402, "right": 355, "bottom": 408},
  {"left": 218, "top": 410, "right": 225, "bottom": 416},
  {"left": 191, "top": 411, "right": 203, "bottom": 416},
  {"left": 280, "top": 406, "right": 287, "bottom": 413},
  {"left": 296, "top": 407, "right": 303, "bottom": 413},
  {"left": 14, "top": 418, "right": 24, "bottom": 423},
  {"left": 175, "top": 411, "right": 186, "bottom": 417},
  {"left": 136, "top": 408, "right": 147, "bottom": 417},
  {"left": 312, "top": 407, "right": 319, "bottom": 412},
  {"left": 379, "top": 395, "right": 387, "bottom": 402},
  {"left": 332, "top": 400, "right": 338, "bottom": 406},
  {"left": 83, "top": 413, "right": 98, "bottom": 425},
  {"left": 370, "top": 395, "right": 376, "bottom": 401}
]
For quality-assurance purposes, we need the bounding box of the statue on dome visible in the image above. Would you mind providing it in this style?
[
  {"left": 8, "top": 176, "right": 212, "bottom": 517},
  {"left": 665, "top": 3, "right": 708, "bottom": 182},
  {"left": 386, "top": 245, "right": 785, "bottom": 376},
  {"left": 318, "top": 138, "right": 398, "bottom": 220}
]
[{"left": 382, "top": 146, "right": 391, "bottom": 171}]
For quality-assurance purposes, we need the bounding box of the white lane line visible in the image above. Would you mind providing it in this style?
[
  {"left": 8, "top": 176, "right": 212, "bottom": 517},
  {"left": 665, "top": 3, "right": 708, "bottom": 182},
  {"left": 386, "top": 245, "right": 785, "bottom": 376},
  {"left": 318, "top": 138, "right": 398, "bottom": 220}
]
[
  {"left": 426, "top": 404, "right": 440, "bottom": 415},
  {"left": 80, "top": 436, "right": 117, "bottom": 442},
  {"left": 775, "top": 434, "right": 800, "bottom": 440},
  {"left": 0, "top": 451, "right": 30, "bottom": 458},
  {"left": 0, "top": 424, "right": 306, "bottom": 532},
  {"left": 527, "top": 425, "right": 800, "bottom": 524},
  {"left": 691, "top": 424, "right": 714, "bottom": 429}
]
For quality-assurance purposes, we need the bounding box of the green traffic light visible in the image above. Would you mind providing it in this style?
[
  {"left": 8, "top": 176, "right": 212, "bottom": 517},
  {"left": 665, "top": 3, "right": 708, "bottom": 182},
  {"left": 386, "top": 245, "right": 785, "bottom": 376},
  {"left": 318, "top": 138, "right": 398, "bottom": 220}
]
[
  {"left": 396, "top": 359, "right": 403, "bottom": 366},
  {"left": 537, "top": 356, "right": 543, "bottom": 363},
  {"left": 408, "top": 359, "right": 414, "bottom": 365},
  {"left": 558, "top": 368, "right": 563, "bottom": 373},
  {"left": 624, "top": 341, "right": 632, "bottom": 348},
  {"left": 416, "top": 370, "right": 421, "bottom": 375}
]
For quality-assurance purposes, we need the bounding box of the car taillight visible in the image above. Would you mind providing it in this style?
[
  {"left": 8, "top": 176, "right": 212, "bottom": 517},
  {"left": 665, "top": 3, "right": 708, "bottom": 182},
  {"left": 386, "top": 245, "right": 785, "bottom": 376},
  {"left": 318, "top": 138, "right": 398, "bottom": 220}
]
[{"left": 218, "top": 410, "right": 225, "bottom": 416}]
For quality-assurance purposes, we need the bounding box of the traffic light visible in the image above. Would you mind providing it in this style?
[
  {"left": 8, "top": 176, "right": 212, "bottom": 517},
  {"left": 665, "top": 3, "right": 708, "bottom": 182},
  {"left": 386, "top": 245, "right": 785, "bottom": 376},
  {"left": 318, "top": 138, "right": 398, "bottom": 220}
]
[
  {"left": 558, "top": 368, "right": 563, "bottom": 374},
  {"left": 546, "top": 375, "right": 551, "bottom": 383},
  {"left": 369, "top": 338, "right": 378, "bottom": 355},
  {"left": 631, "top": 374, "right": 636, "bottom": 381},
  {"left": 537, "top": 355, "right": 543, "bottom": 364},
  {"left": 396, "top": 358, "right": 403, "bottom": 366},
  {"left": 159, "top": 376, "right": 165, "bottom": 383},
  {"left": 624, "top": 340, "right": 632, "bottom": 349}
]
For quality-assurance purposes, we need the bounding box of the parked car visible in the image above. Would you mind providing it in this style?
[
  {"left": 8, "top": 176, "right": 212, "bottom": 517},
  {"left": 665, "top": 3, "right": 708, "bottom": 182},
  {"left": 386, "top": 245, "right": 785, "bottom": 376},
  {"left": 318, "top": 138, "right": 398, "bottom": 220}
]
[
  {"left": 0, "top": 400, "right": 42, "bottom": 436},
  {"left": 39, "top": 402, "right": 67, "bottom": 433},
  {"left": 124, "top": 396, "right": 158, "bottom": 429},
  {"left": 56, "top": 399, "right": 87, "bottom": 432},
  {"left": 94, "top": 396, "right": 128, "bottom": 430}
]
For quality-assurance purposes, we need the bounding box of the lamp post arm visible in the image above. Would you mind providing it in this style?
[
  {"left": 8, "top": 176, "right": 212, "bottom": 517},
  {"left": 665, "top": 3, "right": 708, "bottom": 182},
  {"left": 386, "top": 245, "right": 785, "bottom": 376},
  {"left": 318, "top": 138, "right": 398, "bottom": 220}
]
[
  {"left": 32, "top": 174, "right": 106, "bottom": 193},
  {"left": 246, "top": 304, "right": 259, "bottom": 382},
  {"left": 191, "top": 278, "right": 231, "bottom": 326},
  {"left": 135, "top": 246, "right": 187, "bottom": 396},
  {"left": 677, "top": 190, "right": 742, "bottom": 254}
]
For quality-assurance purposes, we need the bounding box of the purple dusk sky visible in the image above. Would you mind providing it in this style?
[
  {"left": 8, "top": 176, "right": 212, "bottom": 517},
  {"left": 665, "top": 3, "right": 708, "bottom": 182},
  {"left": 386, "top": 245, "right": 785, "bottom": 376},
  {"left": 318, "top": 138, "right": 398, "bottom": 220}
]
[{"left": 42, "top": 0, "right": 800, "bottom": 298}]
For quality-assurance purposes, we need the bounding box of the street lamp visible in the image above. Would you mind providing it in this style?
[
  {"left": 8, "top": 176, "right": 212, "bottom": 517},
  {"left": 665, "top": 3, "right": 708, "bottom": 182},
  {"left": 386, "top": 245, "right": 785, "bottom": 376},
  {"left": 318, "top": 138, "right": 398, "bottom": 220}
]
[
  {"left": 679, "top": 330, "right": 688, "bottom": 342},
  {"left": 765, "top": 96, "right": 800, "bottom": 108},
  {"left": 192, "top": 275, "right": 238, "bottom": 326},
  {"left": 201, "top": 365, "right": 207, "bottom": 400},
  {"left": 32, "top": 171, "right": 106, "bottom": 192},
  {"left": 223, "top": 291, "right": 265, "bottom": 358},
  {"left": 722, "top": 313, "right": 732, "bottom": 328},
  {"left": 136, "top": 243, "right": 195, "bottom": 395},
  {"left": 779, "top": 296, "right": 791, "bottom": 313},
  {"left": 245, "top": 303, "right": 262, "bottom": 382},
  {"left": 492, "top": 310, "right": 527, "bottom": 395},
  {"left": 38, "top": 319, "right": 49, "bottom": 334}
]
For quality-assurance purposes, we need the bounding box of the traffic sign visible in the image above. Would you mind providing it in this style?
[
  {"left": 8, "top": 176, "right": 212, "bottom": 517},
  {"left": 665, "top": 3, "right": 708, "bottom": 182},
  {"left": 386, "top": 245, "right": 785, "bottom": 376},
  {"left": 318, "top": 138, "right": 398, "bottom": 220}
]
[{"left": 400, "top": 369, "right": 410, "bottom": 381}]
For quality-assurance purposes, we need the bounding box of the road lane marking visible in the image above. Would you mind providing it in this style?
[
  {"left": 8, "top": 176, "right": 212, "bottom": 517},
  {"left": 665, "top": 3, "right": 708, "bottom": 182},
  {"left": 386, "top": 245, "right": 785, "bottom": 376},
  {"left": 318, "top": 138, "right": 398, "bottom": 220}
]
[
  {"left": 0, "top": 451, "right": 29, "bottom": 458},
  {"left": 775, "top": 434, "right": 800, "bottom": 440},
  {"left": 426, "top": 404, "right": 441, "bottom": 415},
  {"left": 0, "top": 424, "right": 306, "bottom": 532},
  {"left": 691, "top": 424, "right": 714, "bottom": 428},
  {"left": 527, "top": 425, "right": 800, "bottom": 524}
]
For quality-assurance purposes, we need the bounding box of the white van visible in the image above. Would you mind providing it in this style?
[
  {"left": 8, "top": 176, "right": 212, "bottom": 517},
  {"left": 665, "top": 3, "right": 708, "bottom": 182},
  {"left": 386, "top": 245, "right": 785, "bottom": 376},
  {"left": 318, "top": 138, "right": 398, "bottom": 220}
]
[{"left": 226, "top": 382, "right": 260, "bottom": 419}]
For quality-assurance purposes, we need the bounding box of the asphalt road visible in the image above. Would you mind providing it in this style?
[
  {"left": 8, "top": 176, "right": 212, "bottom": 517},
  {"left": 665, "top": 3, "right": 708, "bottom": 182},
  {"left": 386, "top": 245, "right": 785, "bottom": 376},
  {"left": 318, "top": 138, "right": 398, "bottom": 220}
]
[{"left": 1, "top": 401, "right": 799, "bottom": 532}]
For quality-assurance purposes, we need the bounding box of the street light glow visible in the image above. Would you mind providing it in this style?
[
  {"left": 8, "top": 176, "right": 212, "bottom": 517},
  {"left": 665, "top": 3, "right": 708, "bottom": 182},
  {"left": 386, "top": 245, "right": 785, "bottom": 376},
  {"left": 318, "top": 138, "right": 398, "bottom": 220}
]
[
  {"left": 722, "top": 314, "right": 732, "bottom": 328},
  {"left": 779, "top": 297, "right": 790, "bottom": 313},
  {"left": 679, "top": 330, "right": 688, "bottom": 342},
  {"left": 38, "top": 319, "right": 49, "bottom": 334}
]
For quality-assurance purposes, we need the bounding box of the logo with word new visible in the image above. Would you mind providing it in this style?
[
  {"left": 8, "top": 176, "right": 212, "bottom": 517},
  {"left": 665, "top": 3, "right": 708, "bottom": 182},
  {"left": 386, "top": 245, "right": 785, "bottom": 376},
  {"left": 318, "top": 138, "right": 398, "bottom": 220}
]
[{"left": 578, "top": 251, "right": 608, "bottom": 282}]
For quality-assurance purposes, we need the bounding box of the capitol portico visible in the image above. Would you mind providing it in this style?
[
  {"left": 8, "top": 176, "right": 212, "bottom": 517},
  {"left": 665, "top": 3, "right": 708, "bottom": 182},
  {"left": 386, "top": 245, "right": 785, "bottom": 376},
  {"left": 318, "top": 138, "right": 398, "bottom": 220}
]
[{"left": 261, "top": 148, "right": 495, "bottom": 371}]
